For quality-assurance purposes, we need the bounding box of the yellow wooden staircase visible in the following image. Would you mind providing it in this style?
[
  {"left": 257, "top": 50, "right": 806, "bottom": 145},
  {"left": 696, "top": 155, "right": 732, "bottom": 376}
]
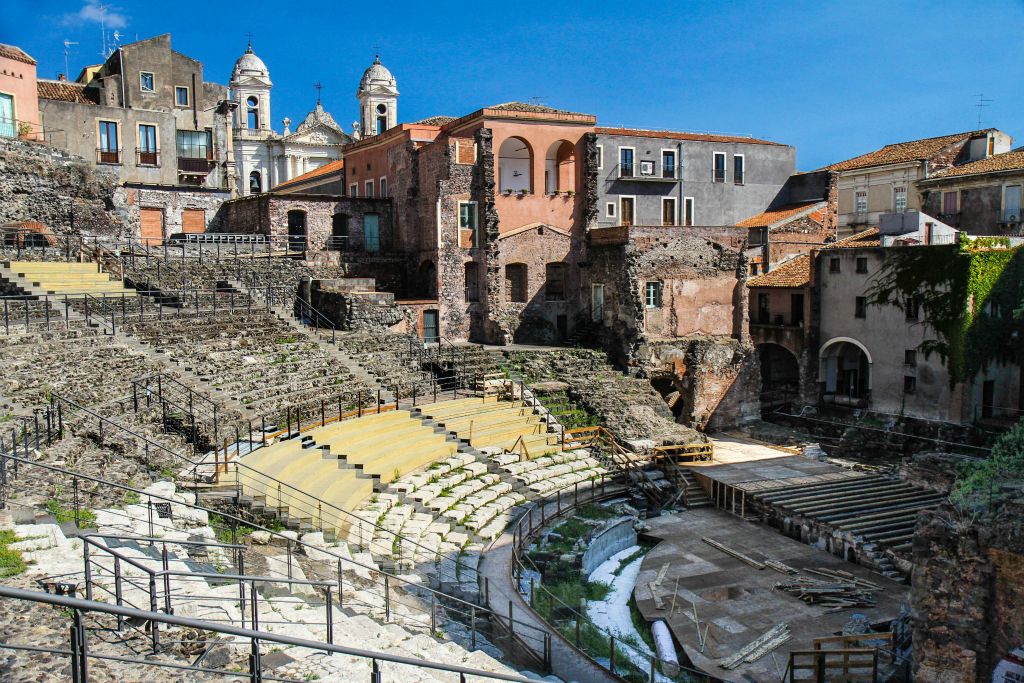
[
  {"left": 2, "top": 261, "right": 137, "bottom": 297},
  {"left": 417, "top": 397, "right": 560, "bottom": 457}
]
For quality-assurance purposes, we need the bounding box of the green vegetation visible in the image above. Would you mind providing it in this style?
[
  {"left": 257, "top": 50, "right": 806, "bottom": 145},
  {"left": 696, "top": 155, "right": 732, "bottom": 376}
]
[
  {"left": 0, "top": 530, "right": 26, "bottom": 576},
  {"left": 275, "top": 335, "right": 299, "bottom": 345},
  {"left": 209, "top": 512, "right": 256, "bottom": 544},
  {"left": 868, "top": 239, "right": 1023, "bottom": 384},
  {"left": 953, "top": 419, "right": 1024, "bottom": 506},
  {"left": 46, "top": 499, "right": 96, "bottom": 527}
]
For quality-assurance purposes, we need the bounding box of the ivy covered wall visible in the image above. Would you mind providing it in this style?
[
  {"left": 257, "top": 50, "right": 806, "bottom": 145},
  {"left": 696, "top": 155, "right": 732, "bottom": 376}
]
[{"left": 868, "top": 238, "right": 1023, "bottom": 384}]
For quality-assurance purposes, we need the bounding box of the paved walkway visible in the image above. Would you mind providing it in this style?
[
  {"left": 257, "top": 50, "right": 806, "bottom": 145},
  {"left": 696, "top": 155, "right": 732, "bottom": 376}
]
[{"left": 479, "top": 502, "right": 620, "bottom": 683}]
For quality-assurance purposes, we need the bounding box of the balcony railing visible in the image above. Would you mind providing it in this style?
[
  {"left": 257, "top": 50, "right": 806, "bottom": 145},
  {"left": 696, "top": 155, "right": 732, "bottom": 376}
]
[
  {"left": 712, "top": 168, "right": 726, "bottom": 183},
  {"left": 178, "top": 157, "right": 215, "bottom": 173},
  {"left": 135, "top": 148, "right": 160, "bottom": 167},
  {"left": 852, "top": 209, "right": 870, "bottom": 224},
  {"left": 96, "top": 147, "right": 121, "bottom": 165},
  {"left": 615, "top": 163, "right": 681, "bottom": 181},
  {"left": 234, "top": 127, "right": 275, "bottom": 139},
  {"left": 1001, "top": 207, "right": 1022, "bottom": 223},
  {"left": 325, "top": 235, "right": 349, "bottom": 251}
]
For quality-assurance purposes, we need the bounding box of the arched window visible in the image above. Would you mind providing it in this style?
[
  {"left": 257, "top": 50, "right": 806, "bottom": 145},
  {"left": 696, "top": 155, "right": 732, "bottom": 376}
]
[
  {"left": 248, "top": 171, "right": 261, "bottom": 194},
  {"left": 545, "top": 140, "right": 576, "bottom": 193},
  {"left": 464, "top": 262, "right": 480, "bottom": 302},
  {"left": 419, "top": 260, "right": 437, "bottom": 299},
  {"left": 246, "top": 96, "right": 260, "bottom": 130},
  {"left": 506, "top": 263, "right": 528, "bottom": 303},
  {"left": 375, "top": 103, "right": 388, "bottom": 135},
  {"left": 544, "top": 263, "right": 567, "bottom": 301},
  {"left": 498, "top": 137, "right": 533, "bottom": 194}
]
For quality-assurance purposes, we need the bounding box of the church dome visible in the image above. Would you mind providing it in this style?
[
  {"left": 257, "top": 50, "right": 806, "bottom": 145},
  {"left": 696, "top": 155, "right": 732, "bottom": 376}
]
[
  {"left": 359, "top": 56, "right": 397, "bottom": 92},
  {"left": 232, "top": 44, "right": 270, "bottom": 82}
]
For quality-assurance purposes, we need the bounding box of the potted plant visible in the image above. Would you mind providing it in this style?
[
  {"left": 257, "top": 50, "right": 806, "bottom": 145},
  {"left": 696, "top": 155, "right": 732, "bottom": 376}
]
[
  {"left": 565, "top": 190, "right": 575, "bottom": 198},
  {"left": 519, "top": 189, "right": 529, "bottom": 197},
  {"left": 503, "top": 188, "right": 513, "bottom": 196}
]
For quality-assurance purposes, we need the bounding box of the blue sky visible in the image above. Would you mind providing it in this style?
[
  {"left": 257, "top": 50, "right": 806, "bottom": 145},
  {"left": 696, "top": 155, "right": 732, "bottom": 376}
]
[{"left": 3, "top": 0, "right": 1022, "bottom": 170}]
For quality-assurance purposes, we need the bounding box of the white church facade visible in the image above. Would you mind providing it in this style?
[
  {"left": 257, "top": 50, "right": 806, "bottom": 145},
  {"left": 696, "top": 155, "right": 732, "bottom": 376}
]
[{"left": 229, "top": 44, "right": 398, "bottom": 196}]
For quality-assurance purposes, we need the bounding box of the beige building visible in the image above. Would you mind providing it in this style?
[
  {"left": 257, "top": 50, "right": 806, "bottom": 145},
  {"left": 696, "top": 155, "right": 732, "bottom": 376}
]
[{"left": 825, "top": 129, "right": 1012, "bottom": 236}]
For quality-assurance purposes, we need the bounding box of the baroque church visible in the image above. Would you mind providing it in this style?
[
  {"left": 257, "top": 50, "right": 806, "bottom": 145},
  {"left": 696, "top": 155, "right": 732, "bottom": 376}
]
[{"left": 229, "top": 43, "right": 398, "bottom": 196}]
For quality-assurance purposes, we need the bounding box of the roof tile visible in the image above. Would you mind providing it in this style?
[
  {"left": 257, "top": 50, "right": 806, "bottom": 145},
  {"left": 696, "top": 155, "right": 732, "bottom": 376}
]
[
  {"left": 596, "top": 127, "right": 782, "bottom": 146},
  {"left": 926, "top": 150, "right": 1024, "bottom": 179},
  {"left": 737, "top": 201, "right": 826, "bottom": 228},
  {"left": 748, "top": 254, "right": 810, "bottom": 288},
  {"left": 37, "top": 79, "right": 95, "bottom": 104},
  {"left": 273, "top": 159, "right": 344, "bottom": 190},
  {"left": 824, "top": 130, "right": 991, "bottom": 172}
]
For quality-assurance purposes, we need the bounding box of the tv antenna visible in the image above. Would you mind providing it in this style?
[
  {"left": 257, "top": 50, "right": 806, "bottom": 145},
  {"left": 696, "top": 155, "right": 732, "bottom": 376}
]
[
  {"left": 63, "top": 40, "right": 79, "bottom": 79},
  {"left": 975, "top": 93, "right": 992, "bottom": 128}
]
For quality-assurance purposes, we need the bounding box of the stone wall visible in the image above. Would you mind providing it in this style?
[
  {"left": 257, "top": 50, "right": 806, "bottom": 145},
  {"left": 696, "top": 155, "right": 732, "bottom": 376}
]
[
  {"left": 913, "top": 503, "right": 1024, "bottom": 682},
  {"left": 117, "top": 185, "right": 229, "bottom": 237},
  {"left": 0, "top": 136, "right": 124, "bottom": 237}
]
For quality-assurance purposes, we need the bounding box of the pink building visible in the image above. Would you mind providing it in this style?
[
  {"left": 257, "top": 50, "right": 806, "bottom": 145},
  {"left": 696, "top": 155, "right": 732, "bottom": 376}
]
[{"left": 0, "top": 43, "right": 40, "bottom": 140}]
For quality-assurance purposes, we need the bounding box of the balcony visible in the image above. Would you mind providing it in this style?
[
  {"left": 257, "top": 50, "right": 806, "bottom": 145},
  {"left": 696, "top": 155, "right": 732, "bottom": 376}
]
[
  {"left": 136, "top": 148, "right": 160, "bottom": 167},
  {"left": 235, "top": 127, "right": 276, "bottom": 140},
  {"left": 178, "top": 157, "right": 216, "bottom": 174},
  {"left": 851, "top": 209, "right": 870, "bottom": 225},
  {"left": 615, "top": 163, "right": 682, "bottom": 182},
  {"left": 1000, "top": 207, "right": 1022, "bottom": 224},
  {"left": 96, "top": 148, "right": 121, "bottom": 165}
]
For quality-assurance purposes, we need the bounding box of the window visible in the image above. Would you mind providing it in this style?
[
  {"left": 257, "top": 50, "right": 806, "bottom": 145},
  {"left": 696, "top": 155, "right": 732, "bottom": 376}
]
[
  {"left": 750, "top": 262, "right": 759, "bottom": 276},
  {"left": 596, "top": 145, "right": 603, "bottom": 170},
  {"left": 619, "top": 147, "right": 634, "bottom": 177},
  {"left": 464, "top": 262, "right": 480, "bottom": 302},
  {"left": 98, "top": 120, "right": 119, "bottom": 163},
  {"left": 246, "top": 96, "right": 259, "bottom": 129},
  {"left": 0, "top": 93, "right": 14, "bottom": 138},
  {"left": 683, "top": 197, "right": 694, "bottom": 226},
  {"left": 1002, "top": 185, "right": 1021, "bottom": 222},
  {"left": 349, "top": 183, "right": 358, "bottom": 197},
  {"left": 829, "top": 258, "right": 841, "bottom": 273},
  {"left": 249, "top": 171, "right": 261, "bottom": 193},
  {"left": 733, "top": 155, "right": 745, "bottom": 185},
  {"left": 791, "top": 293, "right": 804, "bottom": 326},
  {"left": 363, "top": 213, "right": 380, "bottom": 252},
  {"left": 379, "top": 177, "right": 388, "bottom": 198},
  {"left": 175, "top": 87, "right": 189, "bottom": 107},
  {"left": 904, "top": 350, "right": 917, "bottom": 367},
  {"left": 642, "top": 281, "right": 662, "bottom": 308},
  {"left": 903, "top": 376, "right": 917, "bottom": 394},
  {"left": 620, "top": 196, "right": 635, "bottom": 226},
  {"left": 661, "top": 197, "right": 676, "bottom": 226},
  {"left": 364, "top": 180, "right": 374, "bottom": 198},
  {"left": 376, "top": 103, "right": 387, "bottom": 134},
  {"left": 140, "top": 72, "right": 154, "bottom": 92},
  {"left": 175, "top": 129, "right": 211, "bottom": 159},
  {"left": 506, "top": 263, "right": 527, "bottom": 303},
  {"left": 893, "top": 186, "right": 907, "bottom": 213},
  {"left": 855, "top": 191, "right": 868, "bottom": 214},
  {"left": 137, "top": 124, "right": 157, "bottom": 165},
  {"left": 855, "top": 296, "right": 867, "bottom": 318},
  {"left": 545, "top": 263, "right": 567, "bottom": 301},
  {"left": 855, "top": 257, "right": 868, "bottom": 274},
  {"left": 459, "top": 201, "right": 479, "bottom": 247},
  {"left": 713, "top": 152, "right": 726, "bottom": 182},
  {"left": 606, "top": 202, "right": 616, "bottom": 218},
  {"left": 662, "top": 150, "right": 677, "bottom": 179},
  {"left": 757, "top": 293, "right": 769, "bottom": 323},
  {"left": 905, "top": 296, "right": 920, "bottom": 321}
]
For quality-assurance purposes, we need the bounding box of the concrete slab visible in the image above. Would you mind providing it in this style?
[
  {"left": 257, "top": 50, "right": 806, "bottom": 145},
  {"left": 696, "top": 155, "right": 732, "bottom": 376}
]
[{"left": 635, "top": 508, "right": 910, "bottom": 683}]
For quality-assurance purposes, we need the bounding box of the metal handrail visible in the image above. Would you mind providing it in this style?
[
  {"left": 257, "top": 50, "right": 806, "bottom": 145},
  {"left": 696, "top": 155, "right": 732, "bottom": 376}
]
[
  {"left": 0, "top": 451, "right": 553, "bottom": 670},
  {"left": 0, "top": 585, "right": 539, "bottom": 683}
]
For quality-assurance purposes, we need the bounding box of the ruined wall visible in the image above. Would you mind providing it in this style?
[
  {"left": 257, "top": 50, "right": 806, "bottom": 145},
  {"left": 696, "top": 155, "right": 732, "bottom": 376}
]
[
  {"left": 768, "top": 214, "right": 831, "bottom": 265},
  {"left": 117, "top": 185, "right": 229, "bottom": 236},
  {"left": 913, "top": 503, "right": 1024, "bottom": 683},
  {"left": 0, "top": 136, "right": 125, "bottom": 237},
  {"left": 638, "top": 339, "right": 760, "bottom": 430}
]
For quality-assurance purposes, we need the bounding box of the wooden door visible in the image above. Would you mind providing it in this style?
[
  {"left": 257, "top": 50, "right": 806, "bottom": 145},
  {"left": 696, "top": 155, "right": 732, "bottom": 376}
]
[
  {"left": 181, "top": 208, "right": 206, "bottom": 234},
  {"left": 139, "top": 208, "right": 164, "bottom": 246}
]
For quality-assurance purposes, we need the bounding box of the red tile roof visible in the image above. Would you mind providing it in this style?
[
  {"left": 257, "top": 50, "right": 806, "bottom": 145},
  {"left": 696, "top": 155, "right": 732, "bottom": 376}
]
[
  {"left": 925, "top": 150, "right": 1024, "bottom": 179},
  {"left": 596, "top": 126, "right": 782, "bottom": 146},
  {"left": 821, "top": 227, "right": 881, "bottom": 249},
  {"left": 823, "top": 130, "right": 991, "bottom": 172},
  {"left": 737, "top": 201, "right": 827, "bottom": 228},
  {"left": 0, "top": 43, "right": 36, "bottom": 65},
  {"left": 748, "top": 254, "right": 810, "bottom": 288},
  {"left": 37, "top": 79, "right": 95, "bottom": 104},
  {"left": 273, "top": 159, "right": 344, "bottom": 190}
]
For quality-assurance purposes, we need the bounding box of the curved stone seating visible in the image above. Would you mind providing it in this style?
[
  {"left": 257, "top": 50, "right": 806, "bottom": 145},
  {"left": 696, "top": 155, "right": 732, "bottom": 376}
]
[{"left": 417, "top": 398, "right": 560, "bottom": 456}]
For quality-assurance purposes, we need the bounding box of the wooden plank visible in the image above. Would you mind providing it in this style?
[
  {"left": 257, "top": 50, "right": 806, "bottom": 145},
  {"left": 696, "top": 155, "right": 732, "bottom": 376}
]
[{"left": 702, "top": 537, "right": 766, "bottom": 570}]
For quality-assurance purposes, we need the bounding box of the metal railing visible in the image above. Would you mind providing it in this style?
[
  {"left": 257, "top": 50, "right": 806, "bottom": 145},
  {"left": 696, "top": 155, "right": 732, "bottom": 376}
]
[
  {"left": 508, "top": 475, "right": 722, "bottom": 683},
  {"left": 0, "top": 585, "right": 541, "bottom": 683},
  {"left": 0, "top": 452, "right": 553, "bottom": 673},
  {"left": 134, "top": 148, "right": 160, "bottom": 167}
]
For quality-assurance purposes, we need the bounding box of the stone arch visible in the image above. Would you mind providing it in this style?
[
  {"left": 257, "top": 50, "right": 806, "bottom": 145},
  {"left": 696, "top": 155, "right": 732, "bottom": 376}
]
[
  {"left": 819, "top": 336, "right": 872, "bottom": 405},
  {"left": 544, "top": 140, "right": 576, "bottom": 193},
  {"left": 498, "top": 136, "right": 533, "bottom": 193},
  {"left": 758, "top": 342, "right": 801, "bottom": 412}
]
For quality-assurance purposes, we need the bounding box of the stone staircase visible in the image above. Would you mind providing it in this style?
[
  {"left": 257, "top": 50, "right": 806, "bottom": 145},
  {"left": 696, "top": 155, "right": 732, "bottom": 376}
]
[
  {"left": 678, "top": 469, "right": 712, "bottom": 508},
  {"left": 1, "top": 260, "right": 136, "bottom": 298}
]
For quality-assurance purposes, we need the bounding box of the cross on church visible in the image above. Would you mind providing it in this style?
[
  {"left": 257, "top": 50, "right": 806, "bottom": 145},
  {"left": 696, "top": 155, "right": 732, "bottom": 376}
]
[
  {"left": 246, "top": 32, "right": 254, "bottom": 49},
  {"left": 315, "top": 81, "right": 323, "bottom": 104},
  {"left": 373, "top": 44, "right": 381, "bottom": 57}
]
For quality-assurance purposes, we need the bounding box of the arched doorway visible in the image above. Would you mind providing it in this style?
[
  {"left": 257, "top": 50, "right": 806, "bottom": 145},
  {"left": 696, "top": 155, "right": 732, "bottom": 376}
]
[
  {"left": 544, "top": 140, "right": 576, "bottom": 193},
  {"left": 819, "top": 338, "right": 872, "bottom": 407},
  {"left": 330, "top": 213, "right": 348, "bottom": 250},
  {"left": 418, "top": 260, "right": 437, "bottom": 299},
  {"left": 286, "top": 210, "right": 306, "bottom": 251},
  {"left": 758, "top": 343, "right": 800, "bottom": 413},
  {"left": 498, "top": 137, "right": 533, "bottom": 193}
]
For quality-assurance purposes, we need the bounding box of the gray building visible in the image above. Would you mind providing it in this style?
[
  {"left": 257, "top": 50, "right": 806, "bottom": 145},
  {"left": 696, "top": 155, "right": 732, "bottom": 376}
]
[
  {"left": 37, "top": 34, "right": 234, "bottom": 238},
  {"left": 592, "top": 127, "right": 795, "bottom": 228},
  {"left": 917, "top": 149, "right": 1024, "bottom": 235}
]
